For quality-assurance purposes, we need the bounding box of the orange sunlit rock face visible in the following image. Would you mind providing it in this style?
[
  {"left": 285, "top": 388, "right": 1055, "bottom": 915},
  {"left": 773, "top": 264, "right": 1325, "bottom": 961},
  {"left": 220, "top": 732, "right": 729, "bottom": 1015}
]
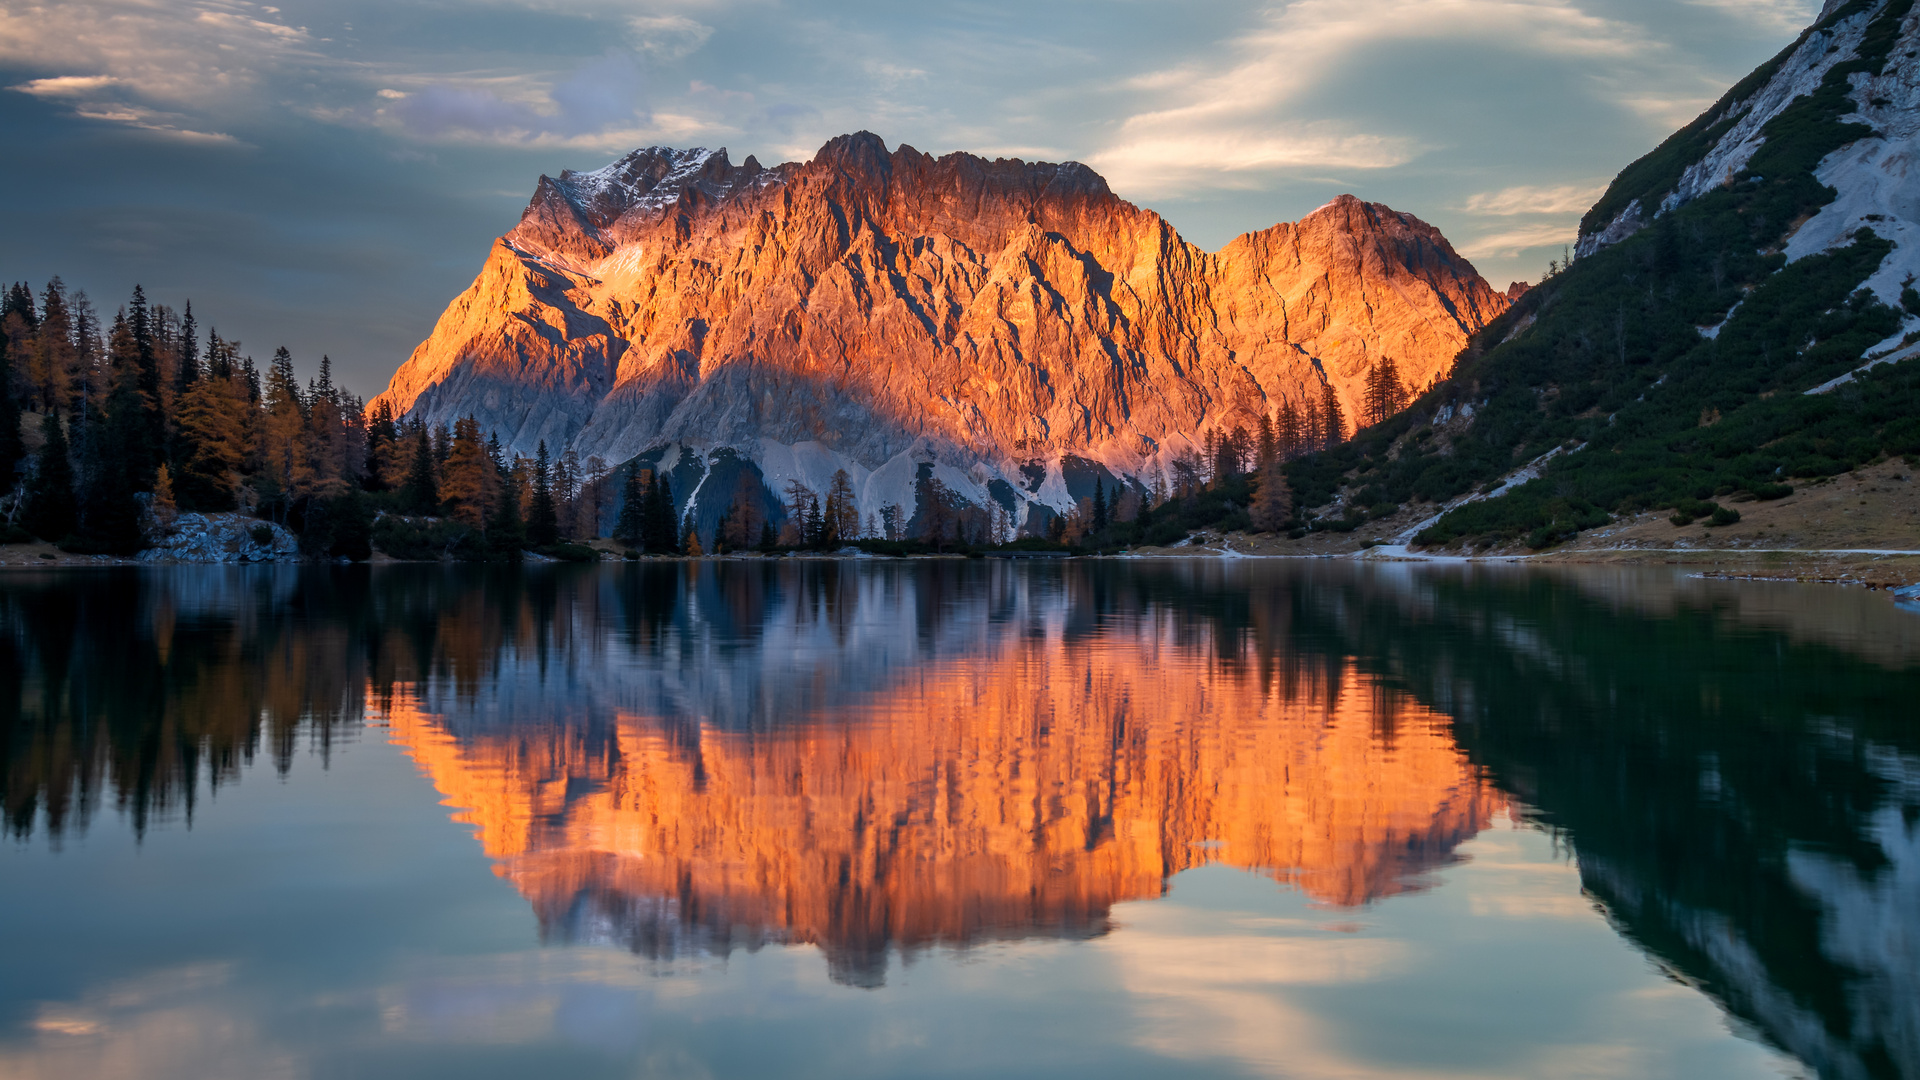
[{"left": 377, "top": 635, "right": 1501, "bottom": 985}]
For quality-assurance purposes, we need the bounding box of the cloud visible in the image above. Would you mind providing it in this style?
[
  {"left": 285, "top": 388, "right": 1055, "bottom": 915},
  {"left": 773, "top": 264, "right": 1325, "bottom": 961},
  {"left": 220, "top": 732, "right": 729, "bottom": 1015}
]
[
  {"left": 382, "top": 50, "right": 649, "bottom": 142},
  {"left": 1685, "top": 0, "right": 1821, "bottom": 33},
  {"left": 10, "top": 74, "right": 121, "bottom": 97},
  {"left": 1090, "top": 126, "right": 1419, "bottom": 195},
  {"left": 1088, "top": 0, "right": 1666, "bottom": 197},
  {"left": 628, "top": 13, "right": 713, "bottom": 59},
  {"left": 1459, "top": 222, "right": 1580, "bottom": 259},
  {"left": 0, "top": 0, "right": 315, "bottom": 140},
  {"left": 1464, "top": 183, "right": 1607, "bottom": 216}
]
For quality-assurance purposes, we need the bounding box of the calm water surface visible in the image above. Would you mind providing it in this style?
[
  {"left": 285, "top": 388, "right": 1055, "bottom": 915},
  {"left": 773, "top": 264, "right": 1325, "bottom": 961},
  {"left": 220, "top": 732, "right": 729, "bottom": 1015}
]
[{"left": 1, "top": 562, "right": 1916, "bottom": 1079}]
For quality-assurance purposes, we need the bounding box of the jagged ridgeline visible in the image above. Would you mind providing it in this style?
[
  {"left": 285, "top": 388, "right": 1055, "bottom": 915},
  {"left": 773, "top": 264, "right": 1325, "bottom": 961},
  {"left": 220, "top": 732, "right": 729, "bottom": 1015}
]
[
  {"left": 375, "top": 132, "right": 1509, "bottom": 544},
  {"left": 1295, "top": 0, "right": 1920, "bottom": 547}
]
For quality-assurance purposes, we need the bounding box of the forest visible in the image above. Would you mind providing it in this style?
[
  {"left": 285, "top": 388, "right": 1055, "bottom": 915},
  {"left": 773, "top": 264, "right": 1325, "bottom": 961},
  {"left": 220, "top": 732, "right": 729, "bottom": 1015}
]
[{"left": 0, "top": 278, "right": 1406, "bottom": 558}]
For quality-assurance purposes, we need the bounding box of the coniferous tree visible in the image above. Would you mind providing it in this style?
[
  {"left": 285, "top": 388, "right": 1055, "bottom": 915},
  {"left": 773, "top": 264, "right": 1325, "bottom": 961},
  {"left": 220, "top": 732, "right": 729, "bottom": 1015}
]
[
  {"left": 0, "top": 318, "right": 22, "bottom": 485},
  {"left": 126, "top": 286, "right": 163, "bottom": 476},
  {"left": 1276, "top": 401, "right": 1302, "bottom": 461},
  {"left": 176, "top": 301, "right": 198, "bottom": 395},
  {"left": 720, "top": 471, "right": 765, "bottom": 550},
  {"left": 22, "top": 414, "right": 74, "bottom": 542},
  {"left": 614, "top": 465, "right": 646, "bottom": 548},
  {"left": 528, "top": 440, "right": 559, "bottom": 546},
  {"left": 1319, "top": 381, "right": 1345, "bottom": 449},
  {"left": 487, "top": 459, "right": 525, "bottom": 560},
  {"left": 643, "top": 473, "right": 679, "bottom": 553},
  {"left": 1250, "top": 460, "right": 1293, "bottom": 533},
  {"left": 440, "top": 416, "right": 493, "bottom": 528},
  {"left": 363, "top": 401, "right": 399, "bottom": 492},
  {"left": 823, "top": 468, "right": 859, "bottom": 546},
  {"left": 1, "top": 283, "right": 35, "bottom": 329},
  {"left": 1092, "top": 479, "right": 1108, "bottom": 533},
  {"left": 401, "top": 425, "right": 439, "bottom": 514},
  {"left": 31, "top": 279, "right": 75, "bottom": 416},
  {"left": 172, "top": 360, "right": 248, "bottom": 510}
]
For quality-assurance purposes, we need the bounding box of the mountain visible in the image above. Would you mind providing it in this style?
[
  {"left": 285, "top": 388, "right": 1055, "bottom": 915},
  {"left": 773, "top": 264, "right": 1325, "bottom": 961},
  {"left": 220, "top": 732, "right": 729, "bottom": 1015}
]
[
  {"left": 373, "top": 133, "right": 1506, "bottom": 534},
  {"left": 377, "top": 573, "right": 1500, "bottom": 988},
  {"left": 1297, "top": 0, "right": 1920, "bottom": 548}
]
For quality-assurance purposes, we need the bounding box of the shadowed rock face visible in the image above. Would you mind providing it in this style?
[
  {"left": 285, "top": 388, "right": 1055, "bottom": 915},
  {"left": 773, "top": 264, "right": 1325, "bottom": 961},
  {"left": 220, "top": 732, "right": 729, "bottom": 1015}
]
[{"left": 374, "top": 132, "right": 1507, "bottom": 520}]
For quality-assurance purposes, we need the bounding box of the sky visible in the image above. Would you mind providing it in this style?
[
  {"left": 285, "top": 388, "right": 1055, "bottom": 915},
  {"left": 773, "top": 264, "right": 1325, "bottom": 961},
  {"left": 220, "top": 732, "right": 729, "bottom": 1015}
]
[{"left": 0, "top": 0, "right": 1822, "bottom": 398}]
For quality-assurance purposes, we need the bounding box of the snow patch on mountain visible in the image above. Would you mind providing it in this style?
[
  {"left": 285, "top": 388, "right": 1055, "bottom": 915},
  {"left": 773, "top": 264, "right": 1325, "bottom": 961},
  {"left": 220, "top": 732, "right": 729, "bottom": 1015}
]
[
  {"left": 1672, "top": 13, "right": 1877, "bottom": 208},
  {"left": 1785, "top": 7, "right": 1920, "bottom": 306}
]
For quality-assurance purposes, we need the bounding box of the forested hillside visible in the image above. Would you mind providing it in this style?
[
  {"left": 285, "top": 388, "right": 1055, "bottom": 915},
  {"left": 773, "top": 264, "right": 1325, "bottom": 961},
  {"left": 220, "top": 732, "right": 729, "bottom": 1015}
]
[
  {"left": 0, "top": 281, "right": 617, "bottom": 558},
  {"left": 1280, "top": 0, "right": 1920, "bottom": 549}
]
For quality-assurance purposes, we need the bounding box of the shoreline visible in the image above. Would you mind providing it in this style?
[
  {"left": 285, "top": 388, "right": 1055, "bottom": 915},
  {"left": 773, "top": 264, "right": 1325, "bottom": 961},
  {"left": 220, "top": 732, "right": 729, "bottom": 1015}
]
[{"left": 5, "top": 542, "right": 1917, "bottom": 593}]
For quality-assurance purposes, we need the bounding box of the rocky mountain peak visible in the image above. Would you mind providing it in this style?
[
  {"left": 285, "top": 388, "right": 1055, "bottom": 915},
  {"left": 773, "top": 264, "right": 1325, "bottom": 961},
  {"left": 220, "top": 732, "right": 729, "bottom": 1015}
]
[{"left": 374, "top": 133, "right": 1506, "bottom": 539}]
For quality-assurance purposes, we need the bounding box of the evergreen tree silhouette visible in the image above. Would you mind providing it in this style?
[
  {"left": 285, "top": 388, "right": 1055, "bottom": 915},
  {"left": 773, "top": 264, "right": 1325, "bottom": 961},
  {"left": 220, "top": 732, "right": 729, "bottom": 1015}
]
[
  {"left": 401, "top": 425, "right": 439, "bottom": 513},
  {"left": 528, "top": 440, "right": 559, "bottom": 546},
  {"left": 612, "top": 464, "right": 646, "bottom": 548},
  {"left": 22, "top": 415, "right": 75, "bottom": 542}
]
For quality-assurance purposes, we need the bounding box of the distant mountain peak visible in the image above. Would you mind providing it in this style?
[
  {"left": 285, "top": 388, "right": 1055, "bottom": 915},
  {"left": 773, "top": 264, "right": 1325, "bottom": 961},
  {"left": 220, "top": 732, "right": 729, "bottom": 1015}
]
[{"left": 374, "top": 134, "right": 1505, "bottom": 539}]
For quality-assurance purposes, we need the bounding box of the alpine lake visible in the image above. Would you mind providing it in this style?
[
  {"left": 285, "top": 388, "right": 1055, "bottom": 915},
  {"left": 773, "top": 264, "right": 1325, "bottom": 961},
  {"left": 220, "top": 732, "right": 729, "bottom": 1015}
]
[{"left": 1, "top": 560, "right": 1915, "bottom": 1080}]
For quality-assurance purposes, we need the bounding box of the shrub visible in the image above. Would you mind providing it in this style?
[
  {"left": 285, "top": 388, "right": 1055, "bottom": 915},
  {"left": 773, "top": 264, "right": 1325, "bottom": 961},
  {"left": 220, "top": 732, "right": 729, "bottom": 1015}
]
[
  {"left": 372, "top": 515, "right": 471, "bottom": 560},
  {"left": 249, "top": 524, "right": 274, "bottom": 546},
  {"left": 1708, "top": 505, "right": 1742, "bottom": 527}
]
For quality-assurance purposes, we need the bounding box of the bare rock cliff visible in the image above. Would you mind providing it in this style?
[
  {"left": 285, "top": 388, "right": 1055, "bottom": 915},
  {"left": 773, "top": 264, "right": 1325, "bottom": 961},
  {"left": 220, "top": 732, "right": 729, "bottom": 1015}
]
[{"left": 374, "top": 133, "right": 1506, "bottom": 524}]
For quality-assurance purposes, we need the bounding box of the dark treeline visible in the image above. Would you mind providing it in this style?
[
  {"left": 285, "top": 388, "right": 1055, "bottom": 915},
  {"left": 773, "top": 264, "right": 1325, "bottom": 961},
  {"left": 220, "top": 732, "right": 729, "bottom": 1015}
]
[
  {"left": 0, "top": 280, "right": 616, "bottom": 558},
  {"left": 7, "top": 558, "right": 1917, "bottom": 1080},
  {"left": 0, "top": 278, "right": 1430, "bottom": 558}
]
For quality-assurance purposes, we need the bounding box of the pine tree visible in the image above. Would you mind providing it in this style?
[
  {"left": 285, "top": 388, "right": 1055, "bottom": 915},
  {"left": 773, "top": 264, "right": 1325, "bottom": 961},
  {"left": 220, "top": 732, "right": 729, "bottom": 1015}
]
[
  {"left": 486, "top": 464, "right": 525, "bottom": 561},
  {"left": 1319, "top": 381, "right": 1345, "bottom": 449},
  {"left": 681, "top": 514, "right": 704, "bottom": 557},
  {"left": 439, "top": 416, "right": 493, "bottom": 528},
  {"left": 613, "top": 465, "right": 646, "bottom": 548},
  {"left": 1257, "top": 412, "right": 1276, "bottom": 468},
  {"left": 176, "top": 301, "right": 198, "bottom": 394},
  {"left": 126, "top": 286, "right": 163, "bottom": 475},
  {"left": 172, "top": 368, "right": 248, "bottom": 511},
  {"left": 363, "top": 401, "right": 398, "bottom": 492},
  {"left": 1380, "top": 355, "right": 1406, "bottom": 415},
  {"left": 21, "top": 414, "right": 75, "bottom": 542},
  {"left": 32, "top": 279, "right": 75, "bottom": 416},
  {"left": 527, "top": 440, "right": 559, "bottom": 546},
  {"left": 823, "top": 468, "right": 859, "bottom": 546},
  {"left": 1092, "top": 478, "right": 1108, "bottom": 533},
  {"left": 0, "top": 316, "right": 22, "bottom": 485},
  {"left": 644, "top": 473, "right": 679, "bottom": 553},
  {"left": 721, "top": 471, "right": 765, "bottom": 550},
  {"left": 1250, "top": 459, "right": 1292, "bottom": 533},
  {"left": 1276, "top": 401, "right": 1302, "bottom": 461},
  {"left": 401, "top": 425, "right": 439, "bottom": 514}
]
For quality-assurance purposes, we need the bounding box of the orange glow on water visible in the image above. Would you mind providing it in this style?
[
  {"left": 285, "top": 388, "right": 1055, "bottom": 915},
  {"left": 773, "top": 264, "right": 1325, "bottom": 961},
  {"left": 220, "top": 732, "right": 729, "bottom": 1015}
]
[{"left": 374, "top": 633, "right": 1501, "bottom": 982}]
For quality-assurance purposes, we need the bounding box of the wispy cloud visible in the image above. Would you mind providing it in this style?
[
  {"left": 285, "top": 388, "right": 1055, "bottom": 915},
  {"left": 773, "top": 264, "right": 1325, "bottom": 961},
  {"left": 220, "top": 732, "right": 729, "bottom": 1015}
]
[
  {"left": 1463, "top": 183, "right": 1607, "bottom": 216},
  {"left": 0, "top": 0, "right": 316, "bottom": 140},
  {"left": 1088, "top": 0, "right": 1661, "bottom": 196},
  {"left": 1459, "top": 223, "right": 1579, "bottom": 259},
  {"left": 376, "top": 51, "right": 650, "bottom": 143},
  {"left": 629, "top": 14, "right": 713, "bottom": 59},
  {"left": 1685, "top": 0, "right": 1821, "bottom": 34}
]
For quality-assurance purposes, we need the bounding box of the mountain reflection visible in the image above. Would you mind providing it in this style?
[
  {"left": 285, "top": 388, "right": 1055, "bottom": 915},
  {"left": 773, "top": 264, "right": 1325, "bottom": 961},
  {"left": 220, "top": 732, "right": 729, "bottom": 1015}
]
[
  {"left": 1, "top": 563, "right": 1916, "bottom": 1077},
  {"left": 376, "top": 624, "right": 1499, "bottom": 986}
]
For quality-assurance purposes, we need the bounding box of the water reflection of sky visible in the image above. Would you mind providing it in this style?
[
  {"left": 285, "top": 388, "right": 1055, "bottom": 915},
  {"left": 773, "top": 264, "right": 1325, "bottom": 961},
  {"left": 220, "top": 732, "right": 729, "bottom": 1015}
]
[{"left": 2, "top": 562, "right": 1914, "bottom": 1079}]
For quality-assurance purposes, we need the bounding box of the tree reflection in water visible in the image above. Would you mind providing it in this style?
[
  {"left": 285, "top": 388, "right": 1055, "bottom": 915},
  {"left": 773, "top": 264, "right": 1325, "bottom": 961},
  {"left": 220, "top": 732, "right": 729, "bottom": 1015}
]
[{"left": 0, "top": 562, "right": 1914, "bottom": 1077}]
